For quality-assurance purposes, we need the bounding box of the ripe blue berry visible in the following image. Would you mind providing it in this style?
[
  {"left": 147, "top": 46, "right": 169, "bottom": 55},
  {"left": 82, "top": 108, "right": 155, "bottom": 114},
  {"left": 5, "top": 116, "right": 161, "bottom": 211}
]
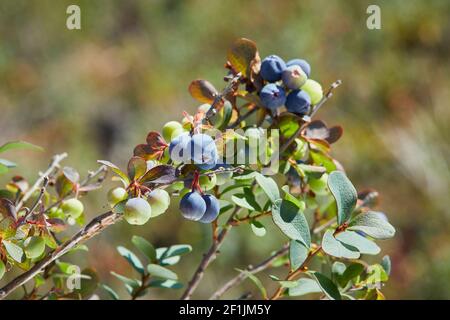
[
  {"left": 285, "top": 90, "right": 311, "bottom": 115},
  {"left": 180, "top": 191, "right": 206, "bottom": 221},
  {"left": 259, "top": 84, "right": 286, "bottom": 110},
  {"left": 199, "top": 194, "right": 220, "bottom": 223},
  {"left": 282, "top": 65, "right": 307, "bottom": 90},
  {"left": 169, "top": 132, "right": 191, "bottom": 163},
  {"left": 286, "top": 59, "right": 311, "bottom": 77},
  {"left": 189, "top": 133, "right": 218, "bottom": 170},
  {"left": 260, "top": 55, "right": 286, "bottom": 82}
]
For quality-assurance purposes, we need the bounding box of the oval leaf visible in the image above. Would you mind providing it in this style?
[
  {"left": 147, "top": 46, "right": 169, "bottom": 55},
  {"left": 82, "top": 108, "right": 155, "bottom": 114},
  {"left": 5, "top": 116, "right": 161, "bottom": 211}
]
[
  {"left": 288, "top": 278, "right": 322, "bottom": 297},
  {"left": 310, "top": 272, "right": 341, "bottom": 300},
  {"left": 250, "top": 220, "right": 266, "bottom": 237},
  {"left": 188, "top": 80, "right": 218, "bottom": 104},
  {"left": 328, "top": 171, "right": 357, "bottom": 225},
  {"left": 227, "top": 38, "right": 259, "bottom": 78},
  {"left": 147, "top": 264, "right": 178, "bottom": 280},
  {"left": 117, "top": 246, "right": 145, "bottom": 274},
  {"left": 255, "top": 173, "right": 280, "bottom": 204},
  {"left": 3, "top": 240, "right": 24, "bottom": 263},
  {"left": 127, "top": 156, "right": 147, "bottom": 181},
  {"left": 272, "top": 199, "right": 310, "bottom": 247},
  {"left": 0, "top": 141, "right": 43, "bottom": 154},
  {"left": 131, "top": 236, "right": 157, "bottom": 263},
  {"left": 348, "top": 211, "right": 395, "bottom": 239},
  {"left": 335, "top": 231, "right": 380, "bottom": 255},
  {"left": 289, "top": 240, "right": 309, "bottom": 271},
  {"left": 322, "top": 230, "right": 360, "bottom": 259}
]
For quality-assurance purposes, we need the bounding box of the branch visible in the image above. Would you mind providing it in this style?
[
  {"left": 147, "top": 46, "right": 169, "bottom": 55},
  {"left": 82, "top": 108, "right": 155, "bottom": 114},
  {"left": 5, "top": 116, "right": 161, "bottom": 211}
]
[
  {"left": 209, "top": 243, "right": 289, "bottom": 300},
  {"left": 0, "top": 210, "right": 122, "bottom": 300},
  {"left": 204, "top": 74, "right": 241, "bottom": 123},
  {"left": 180, "top": 207, "right": 241, "bottom": 300},
  {"left": 16, "top": 153, "right": 67, "bottom": 211},
  {"left": 269, "top": 245, "right": 323, "bottom": 300}
]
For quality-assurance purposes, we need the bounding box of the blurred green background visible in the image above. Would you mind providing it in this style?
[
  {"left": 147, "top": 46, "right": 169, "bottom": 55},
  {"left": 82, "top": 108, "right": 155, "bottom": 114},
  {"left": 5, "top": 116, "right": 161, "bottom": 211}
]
[{"left": 1, "top": 0, "right": 449, "bottom": 299}]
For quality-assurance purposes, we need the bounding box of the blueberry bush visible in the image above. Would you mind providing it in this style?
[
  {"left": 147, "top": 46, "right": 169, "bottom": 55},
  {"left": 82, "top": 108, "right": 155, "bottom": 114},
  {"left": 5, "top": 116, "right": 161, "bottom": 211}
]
[{"left": 0, "top": 38, "right": 395, "bottom": 300}]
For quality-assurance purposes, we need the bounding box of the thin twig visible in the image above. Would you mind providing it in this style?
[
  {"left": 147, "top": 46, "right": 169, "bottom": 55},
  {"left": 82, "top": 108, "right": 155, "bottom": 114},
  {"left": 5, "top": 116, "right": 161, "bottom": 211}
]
[
  {"left": 180, "top": 207, "right": 242, "bottom": 300},
  {"left": 16, "top": 153, "right": 68, "bottom": 210},
  {"left": 270, "top": 245, "right": 323, "bottom": 300},
  {"left": 18, "top": 177, "right": 49, "bottom": 227},
  {"left": 204, "top": 74, "right": 242, "bottom": 123},
  {"left": 209, "top": 243, "right": 289, "bottom": 300},
  {"left": 0, "top": 210, "right": 121, "bottom": 300}
]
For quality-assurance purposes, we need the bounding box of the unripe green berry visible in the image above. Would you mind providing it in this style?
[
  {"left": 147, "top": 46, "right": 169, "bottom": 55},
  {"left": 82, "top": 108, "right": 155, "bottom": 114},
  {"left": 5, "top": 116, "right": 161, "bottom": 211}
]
[
  {"left": 200, "top": 174, "right": 217, "bottom": 191},
  {"left": 107, "top": 187, "right": 128, "bottom": 207},
  {"left": 162, "top": 121, "right": 183, "bottom": 142},
  {"left": 24, "top": 236, "right": 45, "bottom": 259},
  {"left": 170, "top": 127, "right": 187, "bottom": 140},
  {"left": 301, "top": 79, "right": 323, "bottom": 105},
  {"left": 124, "top": 198, "right": 152, "bottom": 225},
  {"left": 61, "top": 198, "right": 84, "bottom": 219},
  {"left": 147, "top": 189, "right": 170, "bottom": 217}
]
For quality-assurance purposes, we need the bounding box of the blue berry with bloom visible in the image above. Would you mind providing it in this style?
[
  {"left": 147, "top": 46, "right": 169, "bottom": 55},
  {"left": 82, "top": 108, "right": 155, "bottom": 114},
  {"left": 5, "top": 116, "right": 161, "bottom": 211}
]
[
  {"left": 259, "top": 83, "right": 286, "bottom": 110},
  {"left": 260, "top": 55, "right": 286, "bottom": 82}
]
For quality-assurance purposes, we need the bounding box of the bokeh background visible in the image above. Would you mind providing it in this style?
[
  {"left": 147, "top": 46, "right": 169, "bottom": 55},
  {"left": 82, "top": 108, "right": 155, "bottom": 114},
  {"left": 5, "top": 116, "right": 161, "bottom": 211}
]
[{"left": 1, "top": 0, "right": 449, "bottom": 299}]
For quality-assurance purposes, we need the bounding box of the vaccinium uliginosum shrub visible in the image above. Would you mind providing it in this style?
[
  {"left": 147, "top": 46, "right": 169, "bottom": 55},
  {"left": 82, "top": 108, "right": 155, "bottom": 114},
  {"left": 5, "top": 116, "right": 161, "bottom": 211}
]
[{"left": 0, "top": 38, "right": 395, "bottom": 300}]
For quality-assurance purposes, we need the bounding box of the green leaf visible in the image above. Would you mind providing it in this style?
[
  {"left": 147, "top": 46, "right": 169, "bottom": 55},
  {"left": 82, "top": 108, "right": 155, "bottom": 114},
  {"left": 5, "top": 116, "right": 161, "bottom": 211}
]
[
  {"left": 335, "top": 231, "right": 380, "bottom": 255},
  {"left": 111, "top": 271, "right": 141, "bottom": 294},
  {"left": 0, "top": 260, "right": 5, "bottom": 280},
  {"left": 289, "top": 240, "right": 309, "bottom": 271},
  {"left": 278, "top": 113, "right": 301, "bottom": 137},
  {"left": 3, "top": 240, "right": 24, "bottom": 263},
  {"left": 131, "top": 236, "right": 157, "bottom": 263},
  {"left": 0, "top": 159, "right": 16, "bottom": 168},
  {"left": 328, "top": 171, "right": 357, "bottom": 225},
  {"left": 322, "top": 230, "right": 360, "bottom": 259},
  {"left": 98, "top": 160, "right": 130, "bottom": 185},
  {"left": 367, "top": 264, "right": 388, "bottom": 282},
  {"left": 281, "top": 185, "right": 305, "bottom": 209},
  {"left": 0, "top": 141, "right": 43, "bottom": 154},
  {"left": 272, "top": 199, "right": 310, "bottom": 247},
  {"left": 148, "top": 279, "right": 183, "bottom": 289},
  {"left": 236, "top": 268, "right": 267, "bottom": 299},
  {"left": 117, "top": 246, "right": 145, "bottom": 274},
  {"left": 348, "top": 211, "right": 395, "bottom": 239},
  {"left": 0, "top": 163, "right": 8, "bottom": 175},
  {"left": 339, "top": 263, "right": 365, "bottom": 287},
  {"left": 381, "top": 255, "right": 391, "bottom": 276},
  {"left": 157, "top": 244, "right": 192, "bottom": 259},
  {"left": 310, "top": 272, "right": 341, "bottom": 300},
  {"left": 255, "top": 173, "right": 280, "bottom": 204},
  {"left": 147, "top": 264, "right": 178, "bottom": 280},
  {"left": 310, "top": 150, "right": 337, "bottom": 173},
  {"left": 250, "top": 220, "right": 266, "bottom": 237},
  {"left": 102, "top": 284, "right": 120, "bottom": 300},
  {"left": 243, "top": 188, "right": 262, "bottom": 212},
  {"left": 231, "top": 194, "right": 256, "bottom": 211},
  {"left": 288, "top": 278, "right": 322, "bottom": 297},
  {"left": 24, "top": 236, "right": 46, "bottom": 259},
  {"left": 332, "top": 262, "right": 347, "bottom": 277}
]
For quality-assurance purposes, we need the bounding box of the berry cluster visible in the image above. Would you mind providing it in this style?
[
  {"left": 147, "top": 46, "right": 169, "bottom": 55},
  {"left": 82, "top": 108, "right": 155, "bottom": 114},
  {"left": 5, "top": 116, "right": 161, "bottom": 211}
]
[
  {"left": 259, "top": 55, "right": 323, "bottom": 115},
  {"left": 107, "top": 186, "right": 170, "bottom": 226},
  {"left": 166, "top": 130, "right": 220, "bottom": 223},
  {"left": 169, "top": 132, "right": 218, "bottom": 170}
]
